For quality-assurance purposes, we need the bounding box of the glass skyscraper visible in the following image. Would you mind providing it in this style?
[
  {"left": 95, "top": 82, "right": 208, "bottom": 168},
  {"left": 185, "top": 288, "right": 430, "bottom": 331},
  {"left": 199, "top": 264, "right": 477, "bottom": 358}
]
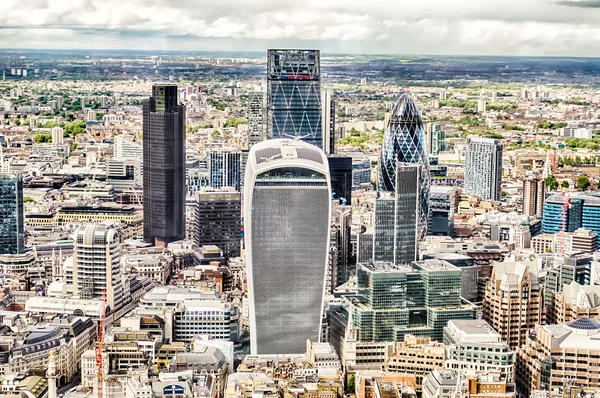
[
  {"left": 209, "top": 150, "right": 242, "bottom": 191},
  {"left": 378, "top": 94, "right": 429, "bottom": 238},
  {"left": 267, "top": 49, "right": 322, "bottom": 148},
  {"left": 143, "top": 84, "right": 186, "bottom": 247},
  {"left": 244, "top": 139, "right": 331, "bottom": 354},
  {"left": 0, "top": 173, "right": 24, "bottom": 254},
  {"left": 464, "top": 137, "right": 503, "bottom": 201}
]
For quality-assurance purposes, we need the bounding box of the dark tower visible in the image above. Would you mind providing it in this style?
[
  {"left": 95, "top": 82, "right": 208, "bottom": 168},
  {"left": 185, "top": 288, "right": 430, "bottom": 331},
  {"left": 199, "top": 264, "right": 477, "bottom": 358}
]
[{"left": 143, "top": 84, "right": 186, "bottom": 247}]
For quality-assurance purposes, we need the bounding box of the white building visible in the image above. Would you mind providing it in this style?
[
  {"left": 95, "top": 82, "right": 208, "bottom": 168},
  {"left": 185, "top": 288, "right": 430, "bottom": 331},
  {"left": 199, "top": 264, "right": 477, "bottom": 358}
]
[{"left": 51, "top": 126, "right": 64, "bottom": 144}]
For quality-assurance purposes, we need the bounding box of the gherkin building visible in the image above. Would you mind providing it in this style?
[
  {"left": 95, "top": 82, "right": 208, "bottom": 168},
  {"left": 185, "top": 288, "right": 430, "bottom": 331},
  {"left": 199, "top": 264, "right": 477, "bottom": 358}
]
[{"left": 378, "top": 93, "right": 430, "bottom": 238}]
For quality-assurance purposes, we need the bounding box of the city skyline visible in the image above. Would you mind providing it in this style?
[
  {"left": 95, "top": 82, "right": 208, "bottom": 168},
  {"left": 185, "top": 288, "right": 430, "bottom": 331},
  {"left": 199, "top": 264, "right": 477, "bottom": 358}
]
[{"left": 3, "top": 0, "right": 600, "bottom": 57}]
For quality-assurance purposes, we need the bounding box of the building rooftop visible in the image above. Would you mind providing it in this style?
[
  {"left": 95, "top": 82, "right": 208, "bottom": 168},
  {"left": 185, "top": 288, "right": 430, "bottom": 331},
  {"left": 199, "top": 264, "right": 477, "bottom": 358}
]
[
  {"left": 445, "top": 320, "right": 504, "bottom": 344},
  {"left": 542, "top": 318, "right": 600, "bottom": 349},
  {"left": 413, "top": 259, "right": 459, "bottom": 272},
  {"left": 359, "top": 261, "right": 412, "bottom": 273}
]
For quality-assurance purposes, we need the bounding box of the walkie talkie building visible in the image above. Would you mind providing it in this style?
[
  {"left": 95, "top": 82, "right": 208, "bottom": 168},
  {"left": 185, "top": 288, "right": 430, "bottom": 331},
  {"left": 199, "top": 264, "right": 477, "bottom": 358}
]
[
  {"left": 267, "top": 49, "right": 322, "bottom": 149},
  {"left": 378, "top": 94, "right": 429, "bottom": 239},
  {"left": 244, "top": 139, "right": 331, "bottom": 354}
]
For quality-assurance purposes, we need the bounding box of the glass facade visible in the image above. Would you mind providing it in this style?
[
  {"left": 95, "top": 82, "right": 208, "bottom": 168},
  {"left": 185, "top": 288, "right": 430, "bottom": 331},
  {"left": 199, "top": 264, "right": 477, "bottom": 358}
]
[
  {"left": 0, "top": 174, "right": 24, "bottom": 254},
  {"left": 143, "top": 84, "right": 186, "bottom": 245},
  {"left": 378, "top": 94, "right": 429, "bottom": 238},
  {"left": 248, "top": 90, "right": 266, "bottom": 148},
  {"left": 267, "top": 50, "right": 322, "bottom": 148},
  {"left": 542, "top": 197, "right": 586, "bottom": 234},
  {"left": 328, "top": 156, "right": 353, "bottom": 205}
]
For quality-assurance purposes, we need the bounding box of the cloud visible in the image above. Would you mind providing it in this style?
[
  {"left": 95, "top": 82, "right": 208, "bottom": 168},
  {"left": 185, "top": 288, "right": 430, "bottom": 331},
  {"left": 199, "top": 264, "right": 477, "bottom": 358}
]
[
  {"left": 1, "top": 0, "right": 600, "bottom": 55},
  {"left": 556, "top": 0, "right": 600, "bottom": 7}
]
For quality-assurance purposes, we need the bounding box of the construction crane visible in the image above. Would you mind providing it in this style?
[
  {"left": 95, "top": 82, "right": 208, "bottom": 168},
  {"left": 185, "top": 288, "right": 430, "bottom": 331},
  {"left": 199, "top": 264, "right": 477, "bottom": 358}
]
[
  {"left": 96, "top": 289, "right": 107, "bottom": 398},
  {"left": 560, "top": 194, "right": 571, "bottom": 254}
]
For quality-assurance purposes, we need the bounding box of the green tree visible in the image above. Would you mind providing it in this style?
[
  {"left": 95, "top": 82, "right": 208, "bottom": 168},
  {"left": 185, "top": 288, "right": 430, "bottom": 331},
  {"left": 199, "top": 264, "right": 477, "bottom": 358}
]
[
  {"left": 561, "top": 180, "right": 570, "bottom": 189},
  {"left": 545, "top": 175, "right": 559, "bottom": 191},
  {"left": 70, "top": 143, "right": 78, "bottom": 152},
  {"left": 347, "top": 375, "right": 355, "bottom": 393},
  {"left": 33, "top": 133, "right": 51, "bottom": 143},
  {"left": 577, "top": 175, "right": 591, "bottom": 191},
  {"left": 23, "top": 196, "right": 36, "bottom": 203}
]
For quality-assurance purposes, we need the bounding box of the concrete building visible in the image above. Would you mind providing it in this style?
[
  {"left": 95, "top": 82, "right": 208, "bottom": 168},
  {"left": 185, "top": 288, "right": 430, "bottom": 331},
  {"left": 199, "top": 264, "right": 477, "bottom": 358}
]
[
  {"left": 482, "top": 260, "right": 543, "bottom": 349},
  {"left": 423, "top": 370, "right": 515, "bottom": 398},
  {"left": 247, "top": 88, "right": 266, "bottom": 148},
  {"left": 464, "top": 137, "right": 503, "bottom": 201},
  {"left": 517, "top": 318, "right": 600, "bottom": 397},
  {"left": 548, "top": 281, "right": 600, "bottom": 324},
  {"left": 523, "top": 176, "right": 546, "bottom": 218},
  {"left": 114, "top": 134, "right": 142, "bottom": 160},
  {"left": 443, "top": 320, "right": 515, "bottom": 382},
  {"left": 209, "top": 150, "right": 241, "bottom": 191},
  {"left": 51, "top": 126, "right": 64, "bottom": 144}
]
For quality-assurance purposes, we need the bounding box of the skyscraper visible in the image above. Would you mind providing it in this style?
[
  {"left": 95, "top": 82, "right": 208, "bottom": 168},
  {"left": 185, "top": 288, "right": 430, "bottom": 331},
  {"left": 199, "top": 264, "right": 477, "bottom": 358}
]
[
  {"left": 143, "top": 84, "right": 186, "bottom": 247},
  {"left": 245, "top": 139, "right": 331, "bottom": 354},
  {"left": 247, "top": 89, "right": 266, "bottom": 148},
  {"left": 0, "top": 173, "right": 24, "bottom": 254},
  {"left": 378, "top": 94, "right": 429, "bottom": 239},
  {"left": 209, "top": 150, "right": 241, "bottom": 191},
  {"left": 373, "top": 163, "right": 420, "bottom": 265},
  {"left": 464, "top": 137, "right": 503, "bottom": 201},
  {"left": 194, "top": 188, "right": 241, "bottom": 259},
  {"left": 327, "top": 156, "right": 352, "bottom": 205},
  {"left": 322, "top": 90, "right": 336, "bottom": 155},
  {"left": 72, "top": 223, "right": 127, "bottom": 313},
  {"left": 267, "top": 49, "right": 322, "bottom": 148},
  {"left": 425, "top": 123, "right": 445, "bottom": 156},
  {"left": 523, "top": 176, "right": 546, "bottom": 217}
]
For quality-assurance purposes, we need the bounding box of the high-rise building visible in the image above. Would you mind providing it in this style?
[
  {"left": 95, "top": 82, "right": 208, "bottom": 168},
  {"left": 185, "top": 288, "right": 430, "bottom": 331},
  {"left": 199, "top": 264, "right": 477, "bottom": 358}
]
[
  {"left": 522, "top": 176, "right": 546, "bottom": 217},
  {"left": 429, "top": 186, "right": 457, "bottom": 237},
  {"left": 244, "top": 139, "right": 331, "bottom": 354},
  {"left": 322, "top": 90, "right": 336, "bottom": 155},
  {"left": 209, "top": 150, "right": 241, "bottom": 191},
  {"left": 0, "top": 173, "right": 24, "bottom": 254},
  {"left": 267, "top": 49, "right": 322, "bottom": 148},
  {"left": 482, "top": 260, "right": 543, "bottom": 349},
  {"left": 72, "top": 223, "right": 127, "bottom": 312},
  {"left": 194, "top": 188, "right": 241, "bottom": 260},
  {"left": 51, "top": 126, "right": 64, "bottom": 144},
  {"left": 373, "top": 163, "right": 420, "bottom": 265},
  {"left": 331, "top": 202, "right": 353, "bottom": 287},
  {"left": 548, "top": 281, "right": 600, "bottom": 325},
  {"left": 425, "top": 123, "right": 446, "bottom": 156},
  {"left": 378, "top": 94, "right": 429, "bottom": 239},
  {"left": 542, "top": 193, "right": 600, "bottom": 234},
  {"left": 143, "top": 84, "right": 186, "bottom": 247},
  {"left": 247, "top": 89, "right": 266, "bottom": 148},
  {"left": 114, "top": 134, "right": 142, "bottom": 160},
  {"left": 328, "top": 156, "right": 352, "bottom": 205},
  {"left": 517, "top": 318, "right": 600, "bottom": 397},
  {"left": 464, "top": 137, "right": 503, "bottom": 201}
]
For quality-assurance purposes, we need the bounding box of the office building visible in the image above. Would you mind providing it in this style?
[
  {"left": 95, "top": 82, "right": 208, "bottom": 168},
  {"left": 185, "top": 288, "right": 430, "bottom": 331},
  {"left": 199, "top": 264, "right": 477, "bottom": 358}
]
[
  {"left": 267, "top": 49, "right": 322, "bottom": 148},
  {"left": 0, "top": 173, "right": 24, "bottom": 254},
  {"left": 429, "top": 186, "right": 457, "bottom": 237},
  {"left": 548, "top": 281, "right": 600, "bottom": 324},
  {"left": 523, "top": 176, "right": 546, "bottom": 217},
  {"left": 114, "top": 134, "right": 143, "bottom": 160},
  {"left": 384, "top": 335, "right": 446, "bottom": 394},
  {"left": 443, "top": 320, "right": 515, "bottom": 382},
  {"left": 331, "top": 203, "right": 353, "bottom": 287},
  {"left": 373, "top": 163, "right": 420, "bottom": 265},
  {"left": 517, "top": 318, "right": 600, "bottom": 397},
  {"left": 328, "top": 156, "right": 352, "bottom": 205},
  {"left": 482, "top": 260, "right": 543, "bottom": 349},
  {"left": 378, "top": 94, "right": 429, "bottom": 238},
  {"left": 542, "top": 192, "right": 600, "bottom": 234},
  {"left": 51, "top": 126, "right": 64, "bottom": 144},
  {"left": 143, "top": 84, "right": 186, "bottom": 246},
  {"left": 194, "top": 188, "right": 241, "bottom": 259},
  {"left": 332, "top": 260, "right": 475, "bottom": 345},
  {"left": 106, "top": 158, "right": 141, "bottom": 193},
  {"left": 464, "top": 137, "right": 503, "bottom": 201},
  {"left": 73, "top": 223, "right": 127, "bottom": 312},
  {"left": 247, "top": 89, "right": 266, "bottom": 148},
  {"left": 425, "top": 123, "right": 446, "bottom": 156},
  {"left": 244, "top": 139, "right": 331, "bottom": 354},
  {"left": 544, "top": 253, "right": 593, "bottom": 306},
  {"left": 209, "top": 150, "right": 241, "bottom": 191},
  {"left": 351, "top": 154, "right": 372, "bottom": 191},
  {"left": 423, "top": 370, "right": 515, "bottom": 398},
  {"left": 322, "top": 90, "right": 336, "bottom": 154}
]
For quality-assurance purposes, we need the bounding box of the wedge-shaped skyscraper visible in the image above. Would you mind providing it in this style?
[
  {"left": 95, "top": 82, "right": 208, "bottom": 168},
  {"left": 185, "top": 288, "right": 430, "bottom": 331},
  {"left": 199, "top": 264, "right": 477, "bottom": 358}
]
[
  {"left": 379, "top": 94, "right": 429, "bottom": 238},
  {"left": 244, "top": 139, "right": 331, "bottom": 354}
]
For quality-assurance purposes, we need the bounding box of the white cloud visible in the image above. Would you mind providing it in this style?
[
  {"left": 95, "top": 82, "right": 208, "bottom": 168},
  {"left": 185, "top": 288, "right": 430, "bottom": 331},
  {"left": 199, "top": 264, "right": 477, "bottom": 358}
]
[{"left": 0, "top": 0, "right": 600, "bottom": 55}]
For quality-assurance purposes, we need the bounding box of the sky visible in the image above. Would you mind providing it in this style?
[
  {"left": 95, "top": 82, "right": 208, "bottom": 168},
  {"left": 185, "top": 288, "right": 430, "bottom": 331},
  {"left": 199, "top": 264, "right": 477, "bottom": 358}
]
[{"left": 1, "top": 0, "right": 600, "bottom": 56}]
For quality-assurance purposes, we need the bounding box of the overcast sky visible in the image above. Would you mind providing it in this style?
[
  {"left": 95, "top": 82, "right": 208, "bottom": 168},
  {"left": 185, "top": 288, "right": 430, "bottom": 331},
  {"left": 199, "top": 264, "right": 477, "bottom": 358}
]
[{"left": 1, "top": 0, "right": 600, "bottom": 56}]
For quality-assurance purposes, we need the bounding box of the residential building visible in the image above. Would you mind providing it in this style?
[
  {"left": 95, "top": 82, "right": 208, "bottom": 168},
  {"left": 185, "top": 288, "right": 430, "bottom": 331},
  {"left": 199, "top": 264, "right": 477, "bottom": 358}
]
[
  {"left": 523, "top": 176, "right": 546, "bottom": 218},
  {"left": 194, "top": 188, "right": 241, "bottom": 259},
  {"left": 378, "top": 94, "right": 429, "bottom": 238},
  {"left": 267, "top": 49, "right": 322, "bottom": 148},
  {"left": 244, "top": 139, "right": 330, "bottom": 354},
  {"left": 443, "top": 319, "right": 515, "bottom": 382},
  {"left": 482, "top": 259, "right": 544, "bottom": 349},
  {"left": 143, "top": 84, "right": 186, "bottom": 246},
  {"left": 51, "top": 126, "right": 64, "bottom": 144},
  {"left": 464, "top": 137, "right": 503, "bottom": 201}
]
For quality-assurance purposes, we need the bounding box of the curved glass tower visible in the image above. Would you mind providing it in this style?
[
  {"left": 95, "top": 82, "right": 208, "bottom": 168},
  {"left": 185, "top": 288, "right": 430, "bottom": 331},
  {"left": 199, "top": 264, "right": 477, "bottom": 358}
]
[{"left": 378, "top": 93, "right": 429, "bottom": 238}]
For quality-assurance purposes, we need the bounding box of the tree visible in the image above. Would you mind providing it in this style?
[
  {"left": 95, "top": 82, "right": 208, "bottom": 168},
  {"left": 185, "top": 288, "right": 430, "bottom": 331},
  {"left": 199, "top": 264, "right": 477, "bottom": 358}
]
[
  {"left": 33, "top": 133, "right": 51, "bottom": 143},
  {"left": 577, "top": 175, "right": 591, "bottom": 191},
  {"left": 501, "top": 190, "right": 508, "bottom": 197},
  {"left": 347, "top": 375, "right": 356, "bottom": 393},
  {"left": 561, "top": 180, "right": 570, "bottom": 189},
  {"left": 545, "top": 175, "right": 559, "bottom": 191},
  {"left": 23, "top": 196, "right": 36, "bottom": 203}
]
